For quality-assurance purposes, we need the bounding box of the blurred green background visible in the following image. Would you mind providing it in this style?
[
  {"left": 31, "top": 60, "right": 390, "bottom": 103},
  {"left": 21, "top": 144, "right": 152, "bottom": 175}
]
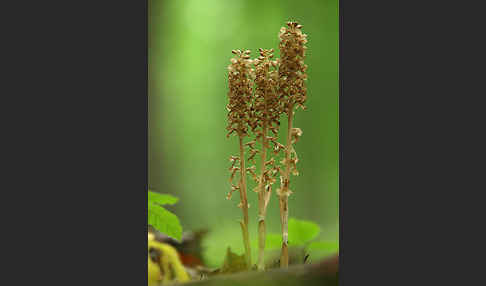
[{"left": 149, "top": 0, "right": 338, "bottom": 266}]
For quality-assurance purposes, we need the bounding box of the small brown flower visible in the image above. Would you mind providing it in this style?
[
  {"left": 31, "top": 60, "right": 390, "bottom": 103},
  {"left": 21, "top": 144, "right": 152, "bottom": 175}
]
[
  {"left": 226, "top": 184, "right": 240, "bottom": 200},
  {"left": 226, "top": 49, "right": 253, "bottom": 138},
  {"left": 278, "top": 22, "right": 308, "bottom": 113}
]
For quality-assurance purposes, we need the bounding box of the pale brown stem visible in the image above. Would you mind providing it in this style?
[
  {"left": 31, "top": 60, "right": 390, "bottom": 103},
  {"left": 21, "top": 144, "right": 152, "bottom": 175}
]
[
  {"left": 257, "top": 122, "right": 268, "bottom": 271},
  {"left": 238, "top": 136, "right": 251, "bottom": 269},
  {"left": 279, "top": 196, "right": 289, "bottom": 267},
  {"left": 279, "top": 104, "right": 294, "bottom": 268}
]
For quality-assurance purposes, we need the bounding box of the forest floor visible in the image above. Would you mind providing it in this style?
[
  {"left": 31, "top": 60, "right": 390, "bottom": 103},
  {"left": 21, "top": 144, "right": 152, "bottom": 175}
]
[{"left": 149, "top": 228, "right": 338, "bottom": 286}]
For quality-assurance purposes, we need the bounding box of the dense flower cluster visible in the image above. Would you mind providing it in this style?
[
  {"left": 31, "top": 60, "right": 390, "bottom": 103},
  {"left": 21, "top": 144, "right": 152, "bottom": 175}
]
[
  {"left": 278, "top": 22, "right": 308, "bottom": 112},
  {"left": 251, "top": 48, "right": 280, "bottom": 135},
  {"left": 226, "top": 49, "right": 254, "bottom": 138},
  {"left": 250, "top": 48, "right": 282, "bottom": 197}
]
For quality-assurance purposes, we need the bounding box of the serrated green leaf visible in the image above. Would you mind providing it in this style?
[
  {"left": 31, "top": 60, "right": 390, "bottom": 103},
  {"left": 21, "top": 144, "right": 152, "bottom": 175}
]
[
  {"left": 148, "top": 202, "right": 182, "bottom": 240},
  {"left": 288, "top": 218, "right": 321, "bottom": 246},
  {"left": 148, "top": 190, "right": 179, "bottom": 205},
  {"left": 306, "top": 241, "right": 339, "bottom": 261}
]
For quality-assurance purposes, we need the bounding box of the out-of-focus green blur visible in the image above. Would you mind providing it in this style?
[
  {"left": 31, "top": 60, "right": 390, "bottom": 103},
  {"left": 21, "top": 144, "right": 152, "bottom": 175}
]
[{"left": 149, "top": 0, "right": 338, "bottom": 265}]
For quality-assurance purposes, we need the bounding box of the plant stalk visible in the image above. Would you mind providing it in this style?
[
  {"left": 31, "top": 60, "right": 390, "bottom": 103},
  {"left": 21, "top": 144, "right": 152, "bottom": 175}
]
[
  {"left": 239, "top": 136, "right": 251, "bottom": 269},
  {"left": 279, "top": 104, "right": 294, "bottom": 268},
  {"left": 257, "top": 122, "right": 268, "bottom": 271}
]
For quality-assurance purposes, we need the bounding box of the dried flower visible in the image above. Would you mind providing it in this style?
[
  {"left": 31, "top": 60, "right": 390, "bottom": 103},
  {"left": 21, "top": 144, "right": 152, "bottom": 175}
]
[
  {"left": 226, "top": 49, "right": 253, "bottom": 138},
  {"left": 278, "top": 22, "right": 308, "bottom": 113}
]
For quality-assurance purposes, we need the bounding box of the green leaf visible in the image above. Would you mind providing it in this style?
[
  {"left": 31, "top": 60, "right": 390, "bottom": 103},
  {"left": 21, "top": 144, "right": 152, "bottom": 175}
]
[
  {"left": 249, "top": 232, "right": 282, "bottom": 252},
  {"left": 251, "top": 218, "right": 321, "bottom": 251},
  {"left": 148, "top": 190, "right": 179, "bottom": 205},
  {"left": 203, "top": 226, "right": 243, "bottom": 268},
  {"left": 288, "top": 218, "right": 321, "bottom": 246},
  {"left": 306, "top": 241, "right": 339, "bottom": 261},
  {"left": 264, "top": 233, "right": 282, "bottom": 249},
  {"left": 148, "top": 201, "right": 182, "bottom": 240}
]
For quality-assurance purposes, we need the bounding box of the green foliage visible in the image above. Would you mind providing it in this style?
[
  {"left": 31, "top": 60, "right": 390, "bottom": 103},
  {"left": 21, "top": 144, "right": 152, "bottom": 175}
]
[
  {"left": 261, "top": 218, "right": 338, "bottom": 263},
  {"left": 203, "top": 218, "right": 338, "bottom": 268},
  {"left": 288, "top": 218, "right": 320, "bottom": 246},
  {"left": 148, "top": 191, "right": 179, "bottom": 205},
  {"left": 148, "top": 190, "right": 182, "bottom": 240},
  {"left": 203, "top": 224, "right": 244, "bottom": 268},
  {"left": 219, "top": 247, "right": 248, "bottom": 274},
  {"left": 306, "top": 241, "right": 339, "bottom": 261},
  {"left": 263, "top": 233, "right": 283, "bottom": 249},
  {"left": 261, "top": 218, "right": 321, "bottom": 250}
]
